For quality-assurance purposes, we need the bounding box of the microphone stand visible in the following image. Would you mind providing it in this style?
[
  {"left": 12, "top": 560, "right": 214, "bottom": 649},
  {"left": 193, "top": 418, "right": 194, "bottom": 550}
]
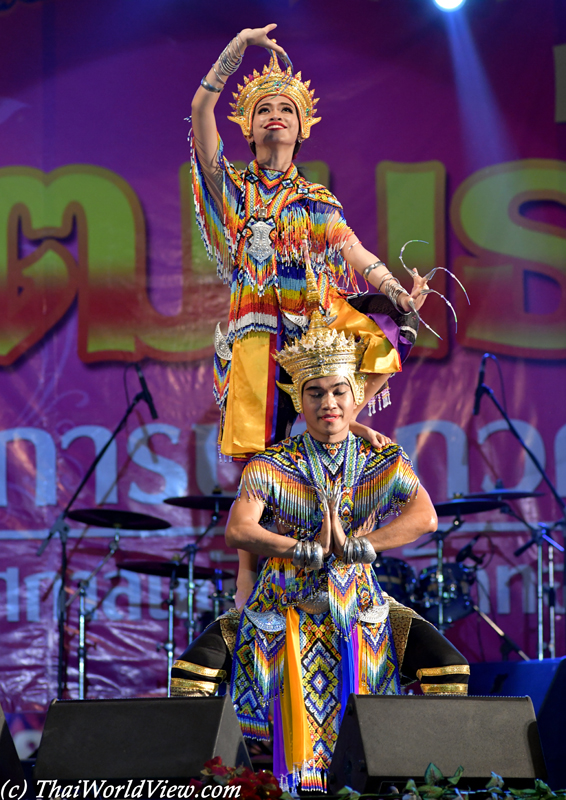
[
  {"left": 37, "top": 389, "right": 149, "bottom": 699},
  {"left": 477, "top": 380, "right": 566, "bottom": 656}
]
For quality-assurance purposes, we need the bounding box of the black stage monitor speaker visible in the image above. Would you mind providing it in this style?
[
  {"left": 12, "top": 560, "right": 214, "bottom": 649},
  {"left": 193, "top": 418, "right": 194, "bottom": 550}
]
[
  {"left": 35, "top": 696, "right": 251, "bottom": 782},
  {"left": 469, "top": 657, "right": 566, "bottom": 790},
  {"left": 1, "top": 702, "right": 29, "bottom": 794},
  {"left": 329, "top": 695, "right": 546, "bottom": 794}
]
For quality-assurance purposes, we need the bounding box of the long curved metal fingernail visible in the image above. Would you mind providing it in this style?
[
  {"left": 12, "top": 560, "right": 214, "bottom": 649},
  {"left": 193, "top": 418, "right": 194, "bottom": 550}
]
[{"left": 399, "top": 239, "right": 429, "bottom": 277}]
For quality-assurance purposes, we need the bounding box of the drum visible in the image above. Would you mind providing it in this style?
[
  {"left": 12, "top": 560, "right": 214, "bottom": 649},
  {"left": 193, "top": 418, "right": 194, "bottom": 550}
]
[
  {"left": 373, "top": 556, "right": 417, "bottom": 605},
  {"left": 414, "top": 562, "right": 474, "bottom": 627}
]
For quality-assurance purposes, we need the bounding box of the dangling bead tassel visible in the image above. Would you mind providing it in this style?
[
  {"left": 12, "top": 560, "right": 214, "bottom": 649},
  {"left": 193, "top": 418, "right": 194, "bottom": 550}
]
[
  {"left": 377, "top": 382, "right": 391, "bottom": 411},
  {"left": 367, "top": 396, "right": 377, "bottom": 417}
]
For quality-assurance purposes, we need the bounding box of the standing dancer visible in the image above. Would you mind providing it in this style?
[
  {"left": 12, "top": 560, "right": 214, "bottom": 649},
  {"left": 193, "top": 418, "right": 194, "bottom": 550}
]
[{"left": 191, "top": 24, "right": 430, "bottom": 460}]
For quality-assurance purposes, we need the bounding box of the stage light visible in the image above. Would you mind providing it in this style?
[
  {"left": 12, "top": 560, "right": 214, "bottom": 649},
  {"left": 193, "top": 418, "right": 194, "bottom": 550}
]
[{"left": 434, "top": 0, "right": 466, "bottom": 10}]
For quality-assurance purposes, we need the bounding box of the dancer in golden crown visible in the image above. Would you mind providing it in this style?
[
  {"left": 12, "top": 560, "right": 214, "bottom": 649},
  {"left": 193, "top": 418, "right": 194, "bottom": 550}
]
[
  {"left": 170, "top": 268, "right": 469, "bottom": 791},
  {"left": 191, "top": 24, "right": 431, "bottom": 460}
]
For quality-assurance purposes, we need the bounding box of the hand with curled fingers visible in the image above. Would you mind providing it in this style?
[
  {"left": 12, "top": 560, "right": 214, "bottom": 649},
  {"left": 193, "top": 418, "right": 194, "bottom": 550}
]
[{"left": 239, "top": 24, "right": 292, "bottom": 67}]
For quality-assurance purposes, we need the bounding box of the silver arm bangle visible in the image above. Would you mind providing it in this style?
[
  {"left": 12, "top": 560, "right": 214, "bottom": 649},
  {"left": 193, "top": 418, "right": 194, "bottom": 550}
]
[
  {"left": 377, "top": 272, "right": 395, "bottom": 293},
  {"left": 211, "top": 63, "right": 226, "bottom": 86},
  {"left": 200, "top": 78, "right": 222, "bottom": 94},
  {"left": 362, "top": 260, "right": 386, "bottom": 281}
]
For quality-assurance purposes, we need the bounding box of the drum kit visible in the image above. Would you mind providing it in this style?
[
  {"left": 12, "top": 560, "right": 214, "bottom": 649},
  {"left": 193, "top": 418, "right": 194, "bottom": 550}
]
[
  {"left": 374, "top": 489, "right": 548, "bottom": 651},
  {"left": 64, "top": 494, "right": 237, "bottom": 699}
]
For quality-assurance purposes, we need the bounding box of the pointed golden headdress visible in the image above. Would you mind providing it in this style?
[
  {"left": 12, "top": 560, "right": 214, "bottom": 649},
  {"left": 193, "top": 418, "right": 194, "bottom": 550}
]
[
  {"left": 228, "top": 53, "right": 321, "bottom": 140},
  {"left": 274, "top": 262, "right": 367, "bottom": 413}
]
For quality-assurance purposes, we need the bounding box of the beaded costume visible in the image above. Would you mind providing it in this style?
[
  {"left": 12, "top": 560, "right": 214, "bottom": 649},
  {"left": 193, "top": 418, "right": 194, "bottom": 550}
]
[
  {"left": 191, "top": 52, "right": 418, "bottom": 459},
  {"left": 192, "top": 140, "right": 407, "bottom": 458},
  {"left": 231, "top": 433, "right": 419, "bottom": 791}
]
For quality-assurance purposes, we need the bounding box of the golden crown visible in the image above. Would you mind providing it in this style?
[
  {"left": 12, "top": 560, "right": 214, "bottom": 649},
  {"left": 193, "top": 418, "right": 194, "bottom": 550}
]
[
  {"left": 274, "top": 262, "right": 366, "bottom": 414},
  {"left": 228, "top": 53, "right": 321, "bottom": 140}
]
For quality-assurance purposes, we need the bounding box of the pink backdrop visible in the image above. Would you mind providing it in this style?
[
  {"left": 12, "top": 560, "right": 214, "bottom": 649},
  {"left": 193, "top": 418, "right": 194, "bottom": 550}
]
[{"left": 0, "top": 0, "right": 565, "bottom": 723}]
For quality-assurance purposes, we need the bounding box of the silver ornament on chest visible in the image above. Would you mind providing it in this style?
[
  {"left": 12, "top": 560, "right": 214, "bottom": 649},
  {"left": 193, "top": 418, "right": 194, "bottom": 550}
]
[{"left": 247, "top": 205, "right": 275, "bottom": 263}]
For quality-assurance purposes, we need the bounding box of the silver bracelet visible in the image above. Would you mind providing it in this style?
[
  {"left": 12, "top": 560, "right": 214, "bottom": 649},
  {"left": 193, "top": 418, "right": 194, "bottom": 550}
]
[
  {"left": 201, "top": 77, "right": 222, "bottom": 94},
  {"left": 358, "top": 536, "right": 377, "bottom": 564},
  {"left": 362, "top": 260, "right": 386, "bottom": 281},
  {"left": 383, "top": 276, "right": 411, "bottom": 313},
  {"left": 211, "top": 63, "right": 226, "bottom": 86},
  {"left": 306, "top": 542, "right": 324, "bottom": 572},
  {"left": 377, "top": 272, "right": 395, "bottom": 293},
  {"left": 342, "top": 537, "right": 376, "bottom": 565},
  {"left": 292, "top": 541, "right": 304, "bottom": 568},
  {"left": 292, "top": 540, "right": 324, "bottom": 571},
  {"left": 217, "top": 34, "right": 243, "bottom": 79}
]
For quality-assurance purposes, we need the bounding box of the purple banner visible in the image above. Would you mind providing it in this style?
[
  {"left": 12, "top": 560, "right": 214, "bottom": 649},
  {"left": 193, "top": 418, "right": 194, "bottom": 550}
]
[{"left": 0, "top": 0, "right": 565, "bottom": 717}]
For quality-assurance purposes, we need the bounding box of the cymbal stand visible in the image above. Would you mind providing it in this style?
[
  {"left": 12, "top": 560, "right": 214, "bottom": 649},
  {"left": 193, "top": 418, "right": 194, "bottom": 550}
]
[
  {"left": 210, "top": 568, "right": 228, "bottom": 620},
  {"left": 180, "top": 506, "right": 223, "bottom": 645},
  {"left": 418, "top": 516, "right": 462, "bottom": 632},
  {"left": 65, "top": 531, "right": 121, "bottom": 699},
  {"left": 37, "top": 386, "right": 149, "bottom": 699},
  {"left": 157, "top": 563, "right": 178, "bottom": 697},
  {"left": 511, "top": 504, "right": 564, "bottom": 660},
  {"left": 476, "top": 372, "right": 566, "bottom": 649}
]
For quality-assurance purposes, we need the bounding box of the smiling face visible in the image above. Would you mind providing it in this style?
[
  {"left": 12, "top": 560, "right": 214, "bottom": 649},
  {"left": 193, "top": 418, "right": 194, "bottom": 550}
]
[
  {"left": 250, "top": 94, "right": 300, "bottom": 150},
  {"left": 301, "top": 375, "right": 357, "bottom": 442}
]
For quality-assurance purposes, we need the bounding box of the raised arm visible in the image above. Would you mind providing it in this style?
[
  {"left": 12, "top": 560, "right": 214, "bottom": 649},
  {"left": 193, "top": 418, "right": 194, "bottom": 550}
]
[
  {"left": 343, "top": 232, "right": 429, "bottom": 313},
  {"left": 191, "top": 24, "right": 288, "bottom": 208}
]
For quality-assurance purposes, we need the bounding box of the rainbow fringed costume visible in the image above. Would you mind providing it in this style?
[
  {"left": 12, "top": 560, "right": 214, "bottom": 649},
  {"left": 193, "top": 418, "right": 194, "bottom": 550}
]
[
  {"left": 230, "top": 433, "right": 419, "bottom": 791},
  {"left": 191, "top": 137, "right": 403, "bottom": 459}
]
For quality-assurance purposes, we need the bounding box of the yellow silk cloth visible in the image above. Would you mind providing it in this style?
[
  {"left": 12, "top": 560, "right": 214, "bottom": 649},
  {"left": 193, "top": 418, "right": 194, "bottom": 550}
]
[
  {"left": 329, "top": 291, "right": 402, "bottom": 375},
  {"left": 220, "top": 293, "right": 401, "bottom": 457},
  {"left": 222, "top": 333, "right": 272, "bottom": 457},
  {"left": 281, "top": 607, "right": 314, "bottom": 772}
]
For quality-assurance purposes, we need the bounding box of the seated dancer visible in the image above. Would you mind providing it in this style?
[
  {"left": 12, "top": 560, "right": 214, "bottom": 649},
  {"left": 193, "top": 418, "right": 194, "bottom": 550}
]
[
  {"left": 191, "top": 23, "right": 431, "bottom": 459},
  {"left": 171, "top": 271, "right": 469, "bottom": 791}
]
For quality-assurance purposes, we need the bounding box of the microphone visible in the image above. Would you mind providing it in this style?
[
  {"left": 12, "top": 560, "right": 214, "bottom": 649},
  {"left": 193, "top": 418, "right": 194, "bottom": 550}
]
[
  {"left": 135, "top": 364, "right": 158, "bottom": 420},
  {"left": 473, "top": 353, "right": 489, "bottom": 416},
  {"left": 456, "top": 534, "right": 482, "bottom": 564}
]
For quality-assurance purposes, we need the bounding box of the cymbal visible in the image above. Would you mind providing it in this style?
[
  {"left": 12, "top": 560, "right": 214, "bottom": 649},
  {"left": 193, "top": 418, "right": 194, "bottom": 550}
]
[
  {"left": 67, "top": 509, "right": 171, "bottom": 530},
  {"left": 164, "top": 495, "right": 236, "bottom": 511},
  {"left": 118, "top": 560, "right": 234, "bottom": 580},
  {"left": 463, "top": 490, "right": 544, "bottom": 501},
  {"left": 434, "top": 498, "right": 504, "bottom": 517}
]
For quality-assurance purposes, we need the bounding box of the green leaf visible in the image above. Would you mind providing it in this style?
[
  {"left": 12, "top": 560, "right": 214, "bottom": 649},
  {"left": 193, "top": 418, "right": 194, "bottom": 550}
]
[
  {"left": 337, "top": 789, "right": 361, "bottom": 800},
  {"left": 534, "top": 780, "right": 555, "bottom": 797},
  {"left": 447, "top": 767, "right": 465, "bottom": 787},
  {"left": 424, "top": 765, "right": 445, "bottom": 786},
  {"left": 422, "top": 787, "right": 445, "bottom": 798},
  {"left": 486, "top": 775, "right": 505, "bottom": 790},
  {"left": 404, "top": 781, "right": 419, "bottom": 794}
]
